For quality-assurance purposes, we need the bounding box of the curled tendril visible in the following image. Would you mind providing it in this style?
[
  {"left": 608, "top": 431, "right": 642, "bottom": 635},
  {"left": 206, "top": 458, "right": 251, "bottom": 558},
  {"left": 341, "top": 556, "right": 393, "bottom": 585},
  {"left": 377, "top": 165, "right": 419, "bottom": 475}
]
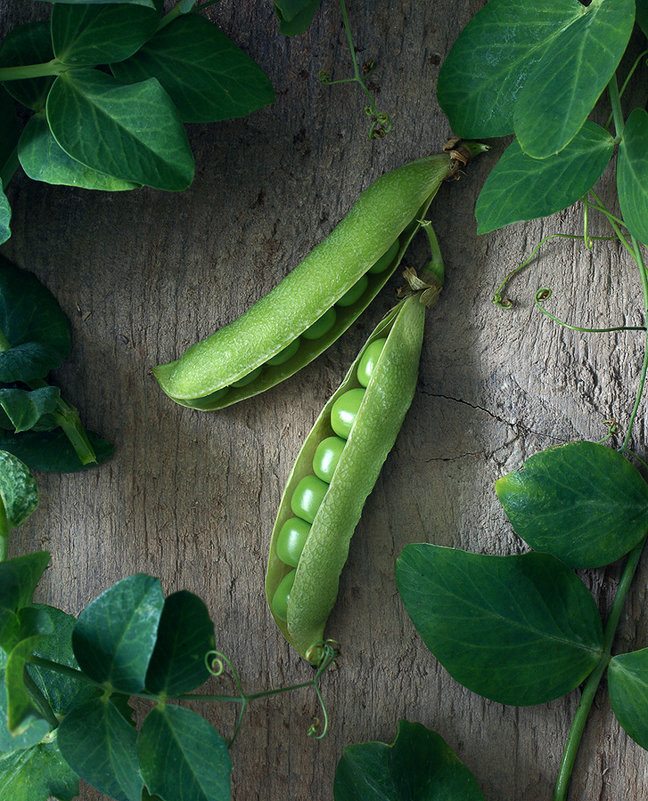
[
  {"left": 597, "top": 418, "right": 624, "bottom": 445},
  {"left": 362, "top": 60, "right": 376, "bottom": 76},
  {"left": 305, "top": 641, "right": 340, "bottom": 739},
  {"left": 205, "top": 650, "right": 226, "bottom": 677},
  {"left": 534, "top": 287, "right": 646, "bottom": 333},
  {"left": 318, "top": 69, "right": 332, "bottom": 84}
]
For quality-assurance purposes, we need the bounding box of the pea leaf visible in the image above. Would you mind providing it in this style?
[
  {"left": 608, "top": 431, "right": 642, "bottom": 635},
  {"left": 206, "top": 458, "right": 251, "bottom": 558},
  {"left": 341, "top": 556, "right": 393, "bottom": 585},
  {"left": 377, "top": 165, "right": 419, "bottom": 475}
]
[
  {"left": 608, "top": 648, "right": 648, "bottom": 750},
  {"left": 0, "top": 386, "right": 60, "bottom": 433},
  {"left": 0, "top": 552, "right": 50, "bottom": 613},
  {"left": 618, "top": 108, "right": 648, "bottom": 245},
  {"left": 275, "top": 0, "right": 322, "bottom": 35},
  {"left": 5, "top": 615, "right": 53, "bottom": 735},
  {"left": 437, "top": 0, "right": 584, "bottom": 138},
  {"left": 0, "top": 183, "right": 10, "bottom": 245},
  {"left": 334, "top": 719, "right": 485, "bottom": 801},
  {"left": 57, "top": 696, "right": 143, "bottom": 801},
  {"left": 0, "top": 256, "right": 71, "bottom": 382},
  {"left": 0, "top": 450, "right": 38, "bottom": 528},
  {"left": 476, "top": 122, "right": 614, "bottom": 233},
  {"left": 495, "top": 442, "right": 648, "bottom": 568},
  {"left": 0, "top": 737, "right": 79, "bottom": 801},
  {"left": 51, "top": 2, "right": 161, "bottom": 66},
  {"left": 0, "top": 607, "right": 20, "bottom": 650},
  {"left": 72, "top": 574, "right": 164, "bottom": 693},
  {"left": 18, "top": 113, "right": 138, "bottom": 190},
  {"left": 0, "top": 21, "right": 55, "bottom": 111},
  {"left": 274, "top": 0, "right": 314, "bottom": 21},
  {"left": 637, "top": 0, "right": 648, "bottom": 37},
  {"left": 0, "top": 428, "right": 114, "bottom": 473},
  {"left": 395, "top": 546, "right": 604, "bottom": 706},
  {"left": 514, "top": 0, "right": 635, "bottom": 158},
  {"left": 0, "top": 644, "right": 51, "bottom": 755},
  {"left": 145, "top": 591, "right": 215, "bottom": 696},
  {"left": 111, "top": 14, "right": 274, "bottom": 123},
  {"left": 0, "top": 87, "right": 19, "bottom": 168},
  {"left": 137, "top": 705, "right": 231, "bottom": 801},
  {"left": 46, "top": 69, "right": 194, "bottom": 190}
]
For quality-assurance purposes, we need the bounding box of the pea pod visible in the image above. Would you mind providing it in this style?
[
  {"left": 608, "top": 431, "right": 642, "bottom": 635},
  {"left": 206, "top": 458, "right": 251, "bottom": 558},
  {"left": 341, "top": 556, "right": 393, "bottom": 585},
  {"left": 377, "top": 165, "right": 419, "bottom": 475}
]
[
  {"left": 265, "top": 267, "right": 441, "bottom": 664},
  {"left": 153, "top": 153, "right": 453, "bottom": 410}
]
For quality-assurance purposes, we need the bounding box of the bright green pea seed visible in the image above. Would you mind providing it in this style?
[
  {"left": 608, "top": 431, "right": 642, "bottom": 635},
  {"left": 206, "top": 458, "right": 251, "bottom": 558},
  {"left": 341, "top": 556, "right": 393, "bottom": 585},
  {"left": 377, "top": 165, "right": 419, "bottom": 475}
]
[
  {"left": 188, "top": 387, "right": 229, "bottom": 409},
  {"left": 302, "top": 307, "right": 337, "bottom": 340},
  {"left": 291, "top": 475, "right": 329, "bottom": 523},
  {"left": 232, "top": 366, "right": 262, "bottom": 388},
  {"left": 267, "top": 338, "right": 301, "bottom": 366},
  {"left": 330, "top": 388, "right": 365, "bottom": 439},
  {"left": 367, "top": 239, "right": 400, "bottom": 275},
  {"left": 357, "top": 338, "right": 387, "bottom": 387},
  {"left": 313, "top": 436, "right": 346, "bottom": 483},
  {"left": 271, "top": 570, "right": 296, "bottom": 621},
  {"left": 276, "top": 517, "right": 311, "bottom": 567},
  {"left": 336, "top": 275, "right": 369, "bottom": 308}
]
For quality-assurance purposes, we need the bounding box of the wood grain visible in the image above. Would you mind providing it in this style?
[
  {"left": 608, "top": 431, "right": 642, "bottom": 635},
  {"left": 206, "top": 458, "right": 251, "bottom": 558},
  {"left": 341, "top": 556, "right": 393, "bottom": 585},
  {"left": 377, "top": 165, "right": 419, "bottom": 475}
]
[{"left": 1, "top": 1, "right": 647, "bottom": 799}]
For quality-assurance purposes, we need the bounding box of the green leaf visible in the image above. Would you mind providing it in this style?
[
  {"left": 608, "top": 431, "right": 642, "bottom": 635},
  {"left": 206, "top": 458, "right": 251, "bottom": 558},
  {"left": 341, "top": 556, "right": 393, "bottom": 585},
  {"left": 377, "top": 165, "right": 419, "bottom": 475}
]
[
  {"left": 0, "top": 451, "right": 38, "bottom": 528},
  {"left": 0, "top": 428, "right": 114, "bottom": 473},
  {"left": 0, "top": 386, "right": 60, "bottom": 432},
  {"left": 6, "top": 625, "right": 52, "bottom": 735},
  {"left": 46, "top": 69, "right": 194, "bottom": 190},
  {"left": 0, "top": 183, "right": 10, "bottom": 245},
  {"left": 0, "top": 88, "right": 19, "bottom": 168},
  {"left": 51, "top": 2, "right": 161, "bottom": 66},
  {"left": 57, "top": 696, "right": 143, "bottom": 801},
  {"left": 395, "top": 545, "right": 604, "bottom": 706},
  {"left": 39, "top": 0, "right": 156, "bottom": 6},
  {"left": 145, "top": 591, "right": 215, "bottom": 696},
  {"left": 0, "top": 607, "right": 20, "bottom": 650},
  {"left": 0, "top": 645, "right": 50, "bottom": 756},
  {"left": 18, "top": 113, "right": 138, "bottom": 190},
  {"left": 514, "top": 0, "right": 635, "bottom": 158},
  {"left": 111, "top": 14, "right": 274, "bottom": 123},
  {"left": 618, "top": 108, "right": 648, "bottom": 245},
  {"left": 0, "top": 255, "right": 71, "bottom": 382},
  {"left": 436, "top": 0, "right": 584, "bottom": 139},
  {"left": 274, "top": 0, "right": 313, "bottom": 21},
  {"left": 608, "top": 648, "right": 648, "bottom": 750},
  {"left": 476, "top": 122, "right": 614, "bottom": 233},
  {"left": 275, "top": 0, "right": 322, "bottom": 35},
  {"left": 72, "top": 574, "right": 164, "bottom": 693},
  {"left": 637, "top": 0, "right": 648, "bottom": 37},
  {"left": 495, "top": 442, "right": 648, "bottom": 568},
  {"left": 0, "top": 552, "right": 50, "bottom": 613},
  {"left": 138, "top": 705, "right": 231, "bottom": 801},
  {"left": 0, "top": 736, "right": 79, "bottom": 801},
  {"left": 334, "top": 719, "right": 485, "bottom": 801},
  {"left": 0, "top": 22, "right": 55, "bottom": 111}
]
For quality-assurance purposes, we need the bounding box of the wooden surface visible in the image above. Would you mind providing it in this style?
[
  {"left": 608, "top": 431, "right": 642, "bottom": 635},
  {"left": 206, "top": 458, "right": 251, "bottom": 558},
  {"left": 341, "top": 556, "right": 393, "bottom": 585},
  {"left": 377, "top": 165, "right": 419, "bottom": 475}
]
[{"left": 2, "top": 1, "right": 648, "bottom": 799}]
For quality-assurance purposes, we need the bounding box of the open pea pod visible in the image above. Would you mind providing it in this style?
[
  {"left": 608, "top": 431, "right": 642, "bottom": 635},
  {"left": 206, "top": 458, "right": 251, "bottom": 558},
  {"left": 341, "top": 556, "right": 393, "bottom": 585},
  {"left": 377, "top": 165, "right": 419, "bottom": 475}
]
[
  {"left": 153, "top": 153, "right": 454, "bottom": 410},
  {"left": 265, "top": 280, "right": 438, "bottom": 664}
]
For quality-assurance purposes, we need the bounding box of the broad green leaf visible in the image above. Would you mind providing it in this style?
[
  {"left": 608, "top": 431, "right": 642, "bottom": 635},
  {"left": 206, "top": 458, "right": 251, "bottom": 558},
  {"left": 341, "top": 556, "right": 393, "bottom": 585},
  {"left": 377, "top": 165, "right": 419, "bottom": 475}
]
[
  {"left": 436, "top": 0, "right": 584, "bottom": 138},
  {"left": 476, "top": 123, "right": 613, "bottom": 233},
  {"left": 396, "top": 546, "right": 603, "bottom": 706},
  {"left": 0, "top": 645, "right": 50, "bottom": 755},
  {"left": 618, "top": 108, "right": 648, "bottom": 245},
  {"left": 57, "top": 696, "right": 142, "bottom": 801},
  {"left": 72, "top": 574, "right": 164, "bottom": 693},
  {"left": 6, "top": 625, "right": 52, "bottom": 735},
  {"left": 0, "top": 255, "right": 71, "bottom": 382},
  {"left": 145, "top": 591, "right": 215, "bottom": 696},
  {"left": 0, "top": 182, "right": 10, "bottom": 245},
  {"left": 46, "top": 69, "right": 194, "bottom": 190},
  {"left": 39, "top": 0, "right": 155, "bottom": 6},
  {"left": 334, "top": 719, "right": 485, "bottom": 801},
  {"left": 608, "top": 648, "right": 648, "bottom": 749},
  {"left": 51, "top": 2, "right": 161, "bottom": 66},
  {"left": 0, "top": 552, "right": 50, "bottom": 613},
  {"left": 0, "top": 736, "right": 79, "bottom": 801},
  {"left": 275, "top": 0, "right": 322, "bottom": 35},
  {"left": 275, "top": 0, "right": 314, "bottom": 22},
  {"left": 0, "top": 451, "right": 38, "bottom": 528},
  {"left": 495, "top": 442, "right": 648, "bottom": 568},
  {"left": 111, "top": 14, "right": 274, "bottom": 123},
  {"left": 637, "top": 0, "right": 648, "bottom": 37},
  {"left": 0, "top": 88, "right": 19, "bottom": 168},
  {"left": 18, "top": 113, "right": 138, "bottom": 190},
  {"left": 0, "top": 386, "right": 60, "bottom": 433},
  {"left": 514, "top": 0, "right": 635, "bottom": 157},
  {"left": 0, "top": 22, "right": 55, "bottom": 111},
  {"left": 28, "top": 605, "right": 99, "bottom": 715},
  {"left": 0, "top": 607, "right": 20, "bottom": 650},
  {"left": 138, "top": 705, "right": 231, "bottom": 801},
  {"left": 0, "top": 428, "right": 114, "bottom": 473}
]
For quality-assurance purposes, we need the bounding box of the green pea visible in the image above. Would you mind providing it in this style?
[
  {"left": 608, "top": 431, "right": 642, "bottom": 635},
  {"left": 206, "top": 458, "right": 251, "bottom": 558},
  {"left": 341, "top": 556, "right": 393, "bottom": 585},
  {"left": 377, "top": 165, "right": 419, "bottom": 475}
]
[
  {"left": 302, "top": 307, "right": 337, "bottom": 340},
  {"left": 313, "top": 436, "right": 346, "bottom": 483},
  {"left": 276, "top": 517, "right": 311, "bottom": 567},
  {"left": 291, "top": 475, "right": 329, "bottom": 523},
  {"left": 232, "top": 366, "right": 262, "bottom": 388},
  {"left": 367, "top": 239, "right": 400, "bottom": 274},
  {"left": 330, "top": 388, "right": 365, "bottom": 439},
  {"left": 336, "top": 275, "right": 369, "bottom": 308},
  {"left": 271, "top": 570, "right": 296, "bottom": 622},
  {"left": 357, "top": 338, "right": 387, "bottom": 387},
  {"left": 268, "top": 338, "right": 300, "bottom": 366}
]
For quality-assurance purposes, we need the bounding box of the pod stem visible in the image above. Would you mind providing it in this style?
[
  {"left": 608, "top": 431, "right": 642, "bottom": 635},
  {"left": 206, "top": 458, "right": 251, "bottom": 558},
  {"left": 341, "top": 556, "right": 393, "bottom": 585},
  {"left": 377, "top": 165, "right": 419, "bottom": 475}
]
[{"left": 397, "top": 221, "right": 444, "bottom": 307}]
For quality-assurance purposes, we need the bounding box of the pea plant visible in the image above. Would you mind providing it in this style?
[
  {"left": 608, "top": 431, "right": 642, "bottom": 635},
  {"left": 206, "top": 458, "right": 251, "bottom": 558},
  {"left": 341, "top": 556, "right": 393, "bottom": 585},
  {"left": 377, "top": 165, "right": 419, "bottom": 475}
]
[{"left": 0, "top": 0, "right": 276, "bottom": 244}]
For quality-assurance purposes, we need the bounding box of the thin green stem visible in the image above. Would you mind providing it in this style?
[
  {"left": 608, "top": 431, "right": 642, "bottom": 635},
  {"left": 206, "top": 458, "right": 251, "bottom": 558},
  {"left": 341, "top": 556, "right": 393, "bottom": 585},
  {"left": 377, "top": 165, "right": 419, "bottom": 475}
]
[
  {"left": 607, "top": 74, "right": 625, "bottom": 141},
  {"left": 586, "top": 193, "right": 634, "bottom": 258},
  {"left": 23, "top": 670, "right": 60, "bottom": 730},
  {"left": 1, "top": 146, "right": 19, "bottom": 192},
  {"left": 534, "top": 289, "right": 646, "bottom": 333},
  {"left": 554, "top": 539, "right": 646, "bottom": 801},
  {"left": 0, "top": 60, "right": 65, "bottom": 81},
  {"left": 0, "top": 328, "right": 11, "bottom": 352},
  {"left": 606, "top": 51, "right": 648, "bottom": 130},
  {"left": 0, "top": 504, "right": 10, "bottom": 561}
]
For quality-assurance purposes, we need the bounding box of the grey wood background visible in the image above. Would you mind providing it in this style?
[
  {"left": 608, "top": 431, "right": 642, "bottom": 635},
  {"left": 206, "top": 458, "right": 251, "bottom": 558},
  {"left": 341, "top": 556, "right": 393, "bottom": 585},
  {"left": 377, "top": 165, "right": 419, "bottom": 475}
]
[{"left": 2, "top": 1, "right": 647, "bottom": 799}]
